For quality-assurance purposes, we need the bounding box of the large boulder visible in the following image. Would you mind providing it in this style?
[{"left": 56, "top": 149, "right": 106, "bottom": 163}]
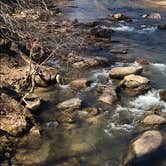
[
  {"left": 142, "top": 114, "right": 166, "bottom": 125},
  {"left": 109, "top": 66, "right": 143, "bottom": 79},
  {"left": 57, "top": 98, "right": 82, "bottom": 110},
  {"left": 124, "top": 130, "right": 166, "bottom": 166}
]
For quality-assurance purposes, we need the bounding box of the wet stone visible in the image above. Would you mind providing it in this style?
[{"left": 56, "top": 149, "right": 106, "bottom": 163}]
[
  {"left": 142, "top": 114, "right": 166, "bottom": 125},
  {"left": 109, "top": 66, "right": 143, "bottom": 79},
  {"left": 124, "top": 130, "right": 165, "bottom": 166},
  {"left": 91, "top": 26, "right": 113, "bottom": 38}
]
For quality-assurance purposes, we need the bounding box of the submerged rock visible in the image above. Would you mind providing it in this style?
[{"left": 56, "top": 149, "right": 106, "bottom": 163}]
[
  {"left": 142, "top": 114, "right": 166, "bottom": 125},
  {"left": 159, "top": 89, "right": 166, "bottom": 102},
  {"left": 15, "top": 141, "right": 50, "bottom": 165},
  {"left": 109, "top": 66, "right": 143, "bottom": 79},
  {"left": 57, "top": 98, "right": 82, "bottom": 110},
  {"left": 70, "top": 79, "right": 91, "bottom": 89},
  {"left": 124, "top": 130, "right": 166, "bottom": 166}
]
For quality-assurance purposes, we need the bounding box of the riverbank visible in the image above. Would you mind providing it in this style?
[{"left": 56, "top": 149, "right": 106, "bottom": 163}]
[{"left": 0, "top": 0, "right": 166, "bottom": 166}]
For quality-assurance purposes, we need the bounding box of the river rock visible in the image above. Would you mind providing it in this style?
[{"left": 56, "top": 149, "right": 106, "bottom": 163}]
[
  {"left": 91, "top": 26, "right": 113, "bottom": 38},
  {"left": 67, "top": 52, "right": 109, "bottom": 69},
  {"left": 70, "top": 79, "right": 91, "bottom": 89},
  {"left": 34, "top": 66, "right": 60, "bottom": 87},
  {"left": 97, "top": 84, "right": 118, "bottom": 105},
  {"left": 123, "top": 74, "right": 150, "bottom": 96},
  {"left": 123, "top": 74, "right": 150, "bottom": 88},
  {"left": 142, "top": 114, "right": 166, "bottom": 125},
  {"left": 159, "top": 89, "right": 166, "bottom": 102},
  {"left": 113, "top": 13, "right": 132, "bottom": 22},
  {"left": 143, "top": 13, "right": 162, "bottom": 19},
  {"left": 109, "top": 66, "right": 143, "bottom": 79},
  {"left": 98, "top": 93, "right": 117, "bottom": 105},
  {"left": 124, "top": 130, "right": 166, "bottom": 166},
  {"left": 57, "top": 98, "right": 82, "bottom": 110}
]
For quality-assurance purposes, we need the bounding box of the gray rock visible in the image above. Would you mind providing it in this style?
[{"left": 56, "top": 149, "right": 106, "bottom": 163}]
[{"left": 109, "top": 66, "right": 143, "bottom": 79}]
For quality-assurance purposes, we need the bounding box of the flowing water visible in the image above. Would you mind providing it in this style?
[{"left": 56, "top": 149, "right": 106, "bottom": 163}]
[{"left": 16, "top": 1, "right": 166, "bottom": 166}]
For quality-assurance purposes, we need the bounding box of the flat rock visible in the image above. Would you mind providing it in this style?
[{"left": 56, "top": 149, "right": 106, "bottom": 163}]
[
  {"left": 57, "top": 98, "right": 82, "bottom": 110},
  {"left": 109, "top": 66, "right": 143, "bottom": 79},
  {"left": 143, "top": 114, "right": 166, "bottom": 125}
]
